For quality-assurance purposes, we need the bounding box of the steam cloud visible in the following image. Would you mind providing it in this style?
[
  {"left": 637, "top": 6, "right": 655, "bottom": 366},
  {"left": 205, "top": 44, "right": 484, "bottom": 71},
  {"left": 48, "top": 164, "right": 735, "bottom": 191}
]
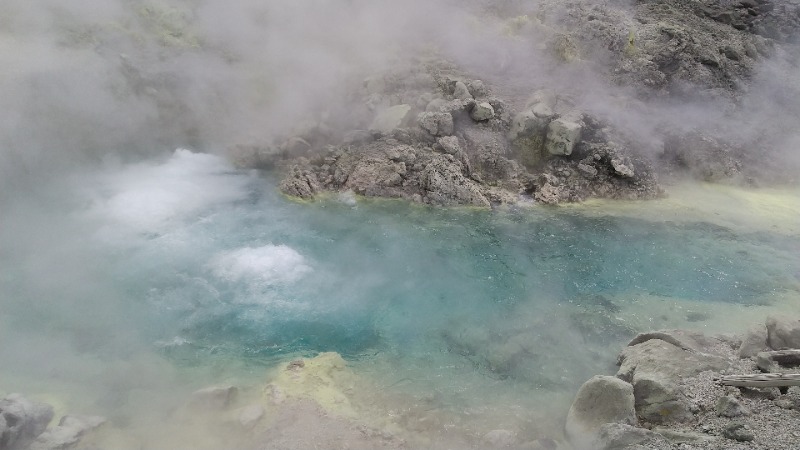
[{"left": 1, "top": 0, "right": 798, "bottom": 199}]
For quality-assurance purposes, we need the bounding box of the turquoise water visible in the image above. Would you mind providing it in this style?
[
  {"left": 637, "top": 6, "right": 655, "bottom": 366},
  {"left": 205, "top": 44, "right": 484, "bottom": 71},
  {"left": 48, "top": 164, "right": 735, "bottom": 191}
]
[{"left": 2, "top": 150, "right": 799, "bottom": 442}]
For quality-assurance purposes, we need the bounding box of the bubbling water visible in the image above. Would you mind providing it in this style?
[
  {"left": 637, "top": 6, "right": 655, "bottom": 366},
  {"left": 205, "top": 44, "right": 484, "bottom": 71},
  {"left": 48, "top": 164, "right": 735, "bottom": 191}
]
[{"left": 1, "top": 149, "right": 799, "bottom": 447}]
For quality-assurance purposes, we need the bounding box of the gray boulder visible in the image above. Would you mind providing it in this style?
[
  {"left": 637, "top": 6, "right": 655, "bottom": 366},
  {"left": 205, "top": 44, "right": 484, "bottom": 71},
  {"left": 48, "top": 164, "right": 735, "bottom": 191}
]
[
  {"left": 470, "top": 102, "right": 495, "bottom": 122},
  {"left": 738, "top": 325, "right": 768, "bottom": 358},
  {"left": 565, "top": 376, "right": 636, "bottom": 450},
  {"left": 610, "top": 158, "right": 635, "bottom": 178},
  {"left": 452, "top": 81, "right": 473, "bottom": 100},
  {"left": 418, "top": 112, "right": 454, "bottom": 137},
  {"left": 436, "top": 136, "right": 462, "bottom": 155},
  {"left": 420, "top": 155, "right": 490, "bottom": 207},
  {"left": 0, "top": 394, "right": 54, "bottom": 450},
  {"left": 545, "top": 118, "right": 582, "bottom": 156},
  {"left": 280, "top": 162, "right": 321, "bottom": 199},
  {"left": 715, "top": 395, "right": 749, "bottom": 418},
  {"left": 617, "top": 334, "right": 729, "bottom": 424},
  {"left": 766, "top": 316, "right": 800, "bottom": 350}
]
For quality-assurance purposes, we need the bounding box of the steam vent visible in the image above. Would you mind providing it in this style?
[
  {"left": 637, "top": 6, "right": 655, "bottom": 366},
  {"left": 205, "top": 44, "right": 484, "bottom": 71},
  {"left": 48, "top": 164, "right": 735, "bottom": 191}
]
[{"left": 1, "top": 1, "right": 799, "bottom": 449}]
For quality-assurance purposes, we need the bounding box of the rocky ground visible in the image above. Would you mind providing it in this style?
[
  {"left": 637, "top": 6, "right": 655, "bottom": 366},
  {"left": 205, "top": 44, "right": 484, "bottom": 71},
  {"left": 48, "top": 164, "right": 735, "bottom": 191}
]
[
  {"left": 565, "top": 316, "right": 800, "bottom": 450},
  {"left": 229, "top": 0, "right": 800, "bottom": 206}
]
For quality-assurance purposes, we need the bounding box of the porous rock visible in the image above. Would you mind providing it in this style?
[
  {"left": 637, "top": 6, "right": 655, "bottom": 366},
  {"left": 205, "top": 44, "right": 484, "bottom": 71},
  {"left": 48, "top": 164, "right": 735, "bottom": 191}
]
[
  {"left": 418, "top": 112, "right": 454, "bottom": 137},
  {"left": 545, "top": 118, "right": 582, "bottom": 156},
  {"left": 452, "top": 81, "right": 473, "bottom": 100},
  {"left": 470, "top": 102, "right": 495, "bottom": 122}
]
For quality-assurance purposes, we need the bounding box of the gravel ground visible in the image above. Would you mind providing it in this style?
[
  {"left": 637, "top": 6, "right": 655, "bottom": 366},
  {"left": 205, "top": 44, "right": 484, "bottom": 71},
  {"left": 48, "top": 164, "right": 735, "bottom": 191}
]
[{"left": 637, "top": 342, "right": 800, "bottom": 450}]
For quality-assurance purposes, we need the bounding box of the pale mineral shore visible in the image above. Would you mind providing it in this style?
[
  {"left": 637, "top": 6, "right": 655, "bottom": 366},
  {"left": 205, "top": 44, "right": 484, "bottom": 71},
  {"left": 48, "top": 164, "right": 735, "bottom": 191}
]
[{"left": 5, "top": 316, "right": 800, "bottom": 450}]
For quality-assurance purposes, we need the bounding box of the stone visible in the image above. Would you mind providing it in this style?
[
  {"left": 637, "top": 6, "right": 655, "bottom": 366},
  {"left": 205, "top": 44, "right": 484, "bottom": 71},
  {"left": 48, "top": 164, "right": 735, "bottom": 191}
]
[
  {"left": 565, "top": 376, "right": 636, "bottom": 450},
  {"left": 467, "top": 79, "right": 487, "bottom": 97},
  {"left": 722, "top": 422, "right": 754, "bottom": 442},
  {"left": 592, "top": 423, "right": 660, "bottom": 450},
  {"left": 418, "top": 112, "right": 454, "bottom": 137},
  {"left": 437, "top": 136, "right": 461, "bottom": 155},
  {"left": 420, "top": 156, "right": 490, "bottom": 207},
  {"left": 280, "top": 164, "right": 320, "bottom": 199},
  {"left": 238, "top": 404, "right": 265, "bottom": 429},
  {"left": 546, "top": 118, "right": 582, "bottom": 156},
  {"left": 470, "top": 102, "right": 495, "bottom": 122},
  {"left": 509, "top": 105, "right": 554, "bottom": 142},
  {"left": 715, "top": 395, "right": 749, "bottom": 417},
  {"left": 577, "top": 163, "right": 597, "bottom": 178},
  {"left": 482, "top": 429, "right": 516, "bottom": 448},
  {"left": 30, "top": 415, "right": 106, "bottom": 450},
  {"left": 508, "top": 106, "right": 554, "bottom": 168},
  {"left": 631, "top": 373, "right": 694, "bottom": 424},
  {"left": 370, "top": 104, "right": 412, "bottom": 134},
  {"left": 617, "top": 338, "right": 729, "bottom": 424},
  {"left": 611, "top": 158, "right": 635, "bottom": 178},
  {"left": 766, "top": 316, "right": 800, "bottom": 350},
  {"left": 453, "top": 81, "right": 473, "bottom": 100},
  {"left": 189, "top": 385, "right": 238, "bottom": 410},
  {"left": 653, "top": 428, "right": 715, "bottom": 443},
  {"left": 738, "top": 325, "right": 768, "bottom": 358},
  {"left": 0, "top": 394, "right": 54, "bottom": 450}
]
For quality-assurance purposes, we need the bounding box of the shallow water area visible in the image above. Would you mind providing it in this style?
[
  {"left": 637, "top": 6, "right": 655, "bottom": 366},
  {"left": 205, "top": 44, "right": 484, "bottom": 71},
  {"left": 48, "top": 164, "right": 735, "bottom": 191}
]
[{"left": 2, "top": 150, "right": 800, "bottom": 448}]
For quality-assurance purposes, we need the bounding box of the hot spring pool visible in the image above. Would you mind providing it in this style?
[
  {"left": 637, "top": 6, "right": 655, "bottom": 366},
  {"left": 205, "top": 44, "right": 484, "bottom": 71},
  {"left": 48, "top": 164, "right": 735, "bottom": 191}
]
[{"left": 2, "top": 149, "right": 799, "bottom": 447}]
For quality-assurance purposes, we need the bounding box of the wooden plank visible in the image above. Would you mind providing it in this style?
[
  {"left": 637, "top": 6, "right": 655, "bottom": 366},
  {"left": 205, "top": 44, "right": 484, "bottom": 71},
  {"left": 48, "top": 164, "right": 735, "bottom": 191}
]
[
  {"left": 761, "top": 349, "right": 800, "bottom": 365},
  {"left": 719, "top": 373, "right": 800, "bottom": 388}
]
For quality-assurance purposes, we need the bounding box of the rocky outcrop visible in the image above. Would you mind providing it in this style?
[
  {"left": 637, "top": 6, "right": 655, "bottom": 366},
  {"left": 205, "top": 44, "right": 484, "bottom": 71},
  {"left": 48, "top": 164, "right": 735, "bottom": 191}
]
[
  {"left": 220, "top": 0, "right": 800, "bottom": 204},
  {"left": 272, "top": 70, "right": 662, "bottom": 207},
  {"left": 567, "top": 316, "right": 800, "bottom": 449}
]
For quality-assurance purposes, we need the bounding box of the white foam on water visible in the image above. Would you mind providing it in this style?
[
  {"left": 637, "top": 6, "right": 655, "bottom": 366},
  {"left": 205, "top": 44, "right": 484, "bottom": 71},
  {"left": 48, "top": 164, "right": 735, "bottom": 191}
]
[
  {"left": 210, "top": 244, "right": 312, "bottom": 286},
  {"left": 86, "top": 149, "right": 249, "bottom": 237}
]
